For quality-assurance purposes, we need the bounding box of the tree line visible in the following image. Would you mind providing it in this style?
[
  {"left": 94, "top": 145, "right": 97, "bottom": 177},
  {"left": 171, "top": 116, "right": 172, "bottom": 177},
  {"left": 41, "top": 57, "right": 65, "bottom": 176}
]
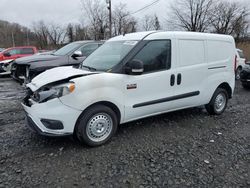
[{"left": 0, "top": 0, "right": 249, "bottom": 49}]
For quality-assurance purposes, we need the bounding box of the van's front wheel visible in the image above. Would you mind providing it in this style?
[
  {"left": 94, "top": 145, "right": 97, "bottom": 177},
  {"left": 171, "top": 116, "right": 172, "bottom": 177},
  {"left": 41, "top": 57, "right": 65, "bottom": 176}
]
[
  {"left": 205, "top": 88, "right": 228, "bottom": 115},
  {"left": 76, "top": 105, "right": 118, "bottom": 147}
]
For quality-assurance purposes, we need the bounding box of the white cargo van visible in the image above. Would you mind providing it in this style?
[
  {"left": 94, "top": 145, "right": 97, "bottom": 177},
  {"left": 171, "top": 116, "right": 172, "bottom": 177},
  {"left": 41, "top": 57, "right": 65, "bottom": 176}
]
[{"left": 22, "top": 31, "right": 236, "bottom": 146}]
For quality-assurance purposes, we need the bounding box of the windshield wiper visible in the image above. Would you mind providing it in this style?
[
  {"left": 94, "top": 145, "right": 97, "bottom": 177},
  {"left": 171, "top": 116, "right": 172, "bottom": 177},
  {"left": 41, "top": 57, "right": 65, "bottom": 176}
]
[{"left": 81, "top": 65, "right": 96, "bottom": 71}]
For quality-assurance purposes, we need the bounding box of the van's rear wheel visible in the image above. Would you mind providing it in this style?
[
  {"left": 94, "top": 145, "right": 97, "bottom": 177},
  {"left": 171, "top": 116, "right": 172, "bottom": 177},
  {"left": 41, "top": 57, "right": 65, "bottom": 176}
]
[
  {"left": 76, "top": 105, "right": 118, "bottom": 147},
  {"left": 205, "top": 88, "right": 228, "bottom": 115}
]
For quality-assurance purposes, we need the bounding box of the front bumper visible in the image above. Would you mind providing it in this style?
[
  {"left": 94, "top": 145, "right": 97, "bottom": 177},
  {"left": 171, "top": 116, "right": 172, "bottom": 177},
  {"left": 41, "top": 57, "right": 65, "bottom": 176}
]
[
  {"left": 0, "top": 62, "right": 11, "bottom": 74},
  {"left": 240, "top": 69, "right": 250, "bottom": 84},
  {"left": 22, "top": 98, "right": 82, "bottom": 136},
  {"left": 11, "top": 63, "right": 30, "bottom": 83}
]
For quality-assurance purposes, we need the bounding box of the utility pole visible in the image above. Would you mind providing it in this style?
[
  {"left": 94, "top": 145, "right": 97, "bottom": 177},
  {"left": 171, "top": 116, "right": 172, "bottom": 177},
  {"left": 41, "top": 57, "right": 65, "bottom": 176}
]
[
  {"left": 106, "top": 0, "right": 112, "bottom": 38},
  {"left": 26, "top": 30, "right": 30, "bottom": 45},
  {"left": 11, "top": 31, "right": 15, "bottom": 47}
]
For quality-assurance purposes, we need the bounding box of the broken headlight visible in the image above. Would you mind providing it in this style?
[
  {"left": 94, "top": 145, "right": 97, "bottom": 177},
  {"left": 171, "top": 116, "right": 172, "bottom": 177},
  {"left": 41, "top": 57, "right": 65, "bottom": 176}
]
[
  {"left": 52, "top": 82, "right": 75, "bottom": 97},
  {"left": 36, "top": 82, "right": 75, "bottom": 103}
]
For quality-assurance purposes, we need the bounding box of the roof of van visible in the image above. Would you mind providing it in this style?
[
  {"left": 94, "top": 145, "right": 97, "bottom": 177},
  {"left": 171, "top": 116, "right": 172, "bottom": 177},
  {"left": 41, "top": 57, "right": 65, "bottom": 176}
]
[{"left": 108, "top": 31, "right": 234, "bottom": 42}]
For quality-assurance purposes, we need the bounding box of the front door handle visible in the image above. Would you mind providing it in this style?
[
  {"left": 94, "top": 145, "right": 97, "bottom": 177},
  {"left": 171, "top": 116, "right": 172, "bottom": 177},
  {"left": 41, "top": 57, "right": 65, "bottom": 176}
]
[
  {"left": 177, "top": 73, "right": 182, "bottom": 85},
  {"left": 170, "top": 74, "right": 175, "bottom": 86}
]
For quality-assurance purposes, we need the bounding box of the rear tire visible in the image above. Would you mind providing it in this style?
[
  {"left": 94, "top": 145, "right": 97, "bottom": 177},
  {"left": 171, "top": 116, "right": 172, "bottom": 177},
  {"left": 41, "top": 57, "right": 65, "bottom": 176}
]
[
  {"left": 75, "top": 105, "right": 118, "bottom": 147},
  {"left": 205, "top": 88, "right": 228, "bottom": 115}
]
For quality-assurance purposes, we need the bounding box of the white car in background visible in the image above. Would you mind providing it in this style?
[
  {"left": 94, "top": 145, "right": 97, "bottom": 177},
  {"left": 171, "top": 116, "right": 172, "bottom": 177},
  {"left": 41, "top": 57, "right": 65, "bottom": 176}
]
[
  {"left": 235, "top": 48, "right": 247, "bottom": 80},
  {"left": 0, "top": 59, "right": 14, "bottom": 75}
]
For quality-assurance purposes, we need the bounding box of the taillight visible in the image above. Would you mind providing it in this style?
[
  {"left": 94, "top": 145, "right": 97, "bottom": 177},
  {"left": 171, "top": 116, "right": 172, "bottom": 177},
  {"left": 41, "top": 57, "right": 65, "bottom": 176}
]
[{"left": 234, "top": 55, "right": 237, "bottom": 71}]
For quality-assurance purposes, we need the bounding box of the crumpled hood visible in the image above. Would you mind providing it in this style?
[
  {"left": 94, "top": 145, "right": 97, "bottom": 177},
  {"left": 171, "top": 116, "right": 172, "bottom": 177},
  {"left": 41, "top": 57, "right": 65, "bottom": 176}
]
[
  {"left": 27, "top": 66, "right": 95, "bottom": 91},
  {"left": 15, "top": 54, "right": 60, "bottom": 65}
]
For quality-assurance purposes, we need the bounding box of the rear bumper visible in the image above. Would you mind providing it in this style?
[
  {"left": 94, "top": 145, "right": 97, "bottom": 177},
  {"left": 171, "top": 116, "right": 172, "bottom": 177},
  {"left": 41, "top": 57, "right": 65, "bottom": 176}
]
[{"left": 22, "top": 98, "right": 82, "bottom": 136}]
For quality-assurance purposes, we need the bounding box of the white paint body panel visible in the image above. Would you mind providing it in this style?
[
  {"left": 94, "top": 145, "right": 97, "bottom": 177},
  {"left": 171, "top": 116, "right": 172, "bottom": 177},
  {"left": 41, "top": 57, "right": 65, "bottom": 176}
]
[{"left": 24, "top": 31, "right": 236, "bottom": 135}]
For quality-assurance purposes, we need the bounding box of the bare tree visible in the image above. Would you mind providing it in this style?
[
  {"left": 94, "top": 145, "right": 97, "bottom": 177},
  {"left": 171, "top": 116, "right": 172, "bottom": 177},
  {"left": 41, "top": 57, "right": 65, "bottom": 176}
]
[
  {"left": 141, "top": 14, "right": 161, "bottom": 31},
  {"left": 66, "top": 23, "right": 91, "bottom": 42},
  {"left": 33, "top": 21, "right": 66, "bottom": 49},
  {"left": 81, "top": 0, "right": 108, "bottom": 40},
  {"left": 154, "top": 15, "right": 161, "bottom": 30},
  {"left": 47, "top": 23, "right": 66, "bottom": 46},
  {"left": 0, "top": 20, "right": 37, "bottom": 48},
  {"left": 67, "top": 24, "right": 74, "bottom": 42},
  {"left": 168, "top": 0, "right": 213, "bottom": 32},
  {"left": 32, "top": 21, "right": 49, "bottom": 49},
  {"left": 211, "top": 1, "right": 249, "bottom": 39},
  {"left": 113, "top": 3, "right": 137, "bottom": 35},
  {"left": 141, "top": 15, "right": 155, "bottom": 31}
]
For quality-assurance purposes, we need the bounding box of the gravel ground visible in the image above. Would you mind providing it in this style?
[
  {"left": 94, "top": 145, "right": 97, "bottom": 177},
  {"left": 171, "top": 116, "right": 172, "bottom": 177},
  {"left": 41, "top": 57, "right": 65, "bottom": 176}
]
[{"left": 0, "top": 77, "right": 249, "bottom": 188}]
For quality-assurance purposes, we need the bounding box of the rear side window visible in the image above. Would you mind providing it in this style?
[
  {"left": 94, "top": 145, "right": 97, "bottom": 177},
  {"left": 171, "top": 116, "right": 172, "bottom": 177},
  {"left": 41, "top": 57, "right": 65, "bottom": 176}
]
[
  {"left": 80, "top": 44, "right": 99, "bottom": 57},
  {"left": 132, "top": 40, "right": 171, "bottom": 73},
  {"left": 21, "top": 48, "right": 34, "bottom": 55},
  {"left": 179, "top": 40, "right": 205, "bottom": 66}
]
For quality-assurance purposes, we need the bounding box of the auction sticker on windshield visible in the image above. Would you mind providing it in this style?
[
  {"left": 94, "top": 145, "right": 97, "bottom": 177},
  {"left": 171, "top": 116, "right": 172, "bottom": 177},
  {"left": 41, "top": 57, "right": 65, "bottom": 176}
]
[{"left": 124, "top": 41, "right": 138, "bottom": 46}]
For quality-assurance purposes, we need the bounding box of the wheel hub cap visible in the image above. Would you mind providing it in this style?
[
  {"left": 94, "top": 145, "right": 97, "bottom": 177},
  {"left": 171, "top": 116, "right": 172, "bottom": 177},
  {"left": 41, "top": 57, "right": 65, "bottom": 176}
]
[
  {"left": 86, "top": 113, "right": 113, "bottom": 142},
  {"left": 215, "top": 93, "right": 226, "bottom": 112}
]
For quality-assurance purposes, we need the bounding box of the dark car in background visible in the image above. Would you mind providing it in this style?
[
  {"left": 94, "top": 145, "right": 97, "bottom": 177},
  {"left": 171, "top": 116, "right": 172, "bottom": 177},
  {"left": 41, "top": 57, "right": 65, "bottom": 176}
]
[
  {"left": 11, "top": 41, "right": 103, "bottom": 82},
  {"left": 240, "top": 62, "right": 250, "bottom": 90}
]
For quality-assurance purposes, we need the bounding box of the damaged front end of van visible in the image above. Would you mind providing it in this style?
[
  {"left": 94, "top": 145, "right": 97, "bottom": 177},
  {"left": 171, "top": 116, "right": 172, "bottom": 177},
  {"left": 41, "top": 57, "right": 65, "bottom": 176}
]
[{"left": 22, "top": 66, "right": 95, "bottom": 136}]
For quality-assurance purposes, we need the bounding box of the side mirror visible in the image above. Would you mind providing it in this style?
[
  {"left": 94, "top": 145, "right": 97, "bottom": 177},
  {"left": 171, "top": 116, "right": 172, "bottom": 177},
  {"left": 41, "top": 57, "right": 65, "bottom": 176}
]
[
  {"left": 126, "top": 59, "right": 144, "bottom": 75},
  {"left": 3, "top": 52, "right": 11, "bottom": 57},
  {"left": 72, "top": 51, "right": 83, "bottom": 58}
]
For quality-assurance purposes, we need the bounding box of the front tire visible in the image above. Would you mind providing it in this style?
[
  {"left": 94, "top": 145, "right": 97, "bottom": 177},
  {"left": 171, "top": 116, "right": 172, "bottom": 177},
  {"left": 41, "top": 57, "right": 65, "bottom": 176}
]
[
  {"left": 75, "top": 105, "right": 118, "bottom": 147},
  {"left": 205, "top": 88, "right": 228, "bottom": 115}
]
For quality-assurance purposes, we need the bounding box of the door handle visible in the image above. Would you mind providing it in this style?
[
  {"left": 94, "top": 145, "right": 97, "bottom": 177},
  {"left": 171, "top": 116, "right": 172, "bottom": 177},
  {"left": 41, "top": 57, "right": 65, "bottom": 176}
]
[
  {"left": 170, "top": 74, "right": 175, "bottom": 86},
  {"left": 177, "top": 73, "right": 182, "bottom": 85}
]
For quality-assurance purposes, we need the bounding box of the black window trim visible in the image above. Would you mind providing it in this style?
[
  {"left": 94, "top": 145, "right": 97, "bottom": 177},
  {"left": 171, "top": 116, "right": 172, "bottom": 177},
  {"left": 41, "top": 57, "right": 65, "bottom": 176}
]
[{"left": 111, "top": 39, "right": 172, "bottom": 75}]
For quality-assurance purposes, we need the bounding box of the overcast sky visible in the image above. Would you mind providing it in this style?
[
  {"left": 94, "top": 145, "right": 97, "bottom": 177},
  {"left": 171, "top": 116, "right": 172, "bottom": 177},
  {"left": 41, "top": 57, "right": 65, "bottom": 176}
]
[{"left": 0, "top": 0, "right": 248, "bottom": 28}]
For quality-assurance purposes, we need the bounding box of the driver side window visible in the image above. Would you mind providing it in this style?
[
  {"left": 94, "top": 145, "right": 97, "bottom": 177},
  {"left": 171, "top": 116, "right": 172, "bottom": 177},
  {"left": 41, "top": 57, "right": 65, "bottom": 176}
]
[
  {"left": 133, "top": 40, "right": 171, "bottom": 73},
  {"left": 80, "top": 44, "right": 99, "bottom": 57},
  {"left": 8, "top": 49, "right": 20, "bottom": 56}
]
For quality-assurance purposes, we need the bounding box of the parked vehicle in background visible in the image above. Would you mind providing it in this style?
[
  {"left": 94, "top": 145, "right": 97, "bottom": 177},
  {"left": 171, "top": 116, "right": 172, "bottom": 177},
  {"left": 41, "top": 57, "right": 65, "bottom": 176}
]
[
  {"left": 11, "top": 41, "right": 103, "bottom": 83},
  {"left": 235, "top": 48, "right": 247, "bottom": 80},
  {"left": 0, "top": 50, "right": 55, "bottom": 75},
  {"left": 22, "top": 31, "right": 236, "bottom": 146},
  {"left": 0, "top": 48, "right": 5, "bottom": 52},
  {"left": 0, "top": 59, "right": 14, "bottom": 75},
  {"left": 240, "top": 62, "right": 250, "bottom": 89},
  {"left": 0, "top": 46, "right": 38, "bottom": 61}
]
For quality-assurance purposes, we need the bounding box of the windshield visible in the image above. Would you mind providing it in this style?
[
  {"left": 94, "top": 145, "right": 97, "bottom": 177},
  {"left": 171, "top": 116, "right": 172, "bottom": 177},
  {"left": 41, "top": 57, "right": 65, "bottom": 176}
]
[
  {"left": 81, "top": 41, "right": 138, "bottom": 71},
  {"left": 53, "top": 43, "right": 82, "bottom": 56}
]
